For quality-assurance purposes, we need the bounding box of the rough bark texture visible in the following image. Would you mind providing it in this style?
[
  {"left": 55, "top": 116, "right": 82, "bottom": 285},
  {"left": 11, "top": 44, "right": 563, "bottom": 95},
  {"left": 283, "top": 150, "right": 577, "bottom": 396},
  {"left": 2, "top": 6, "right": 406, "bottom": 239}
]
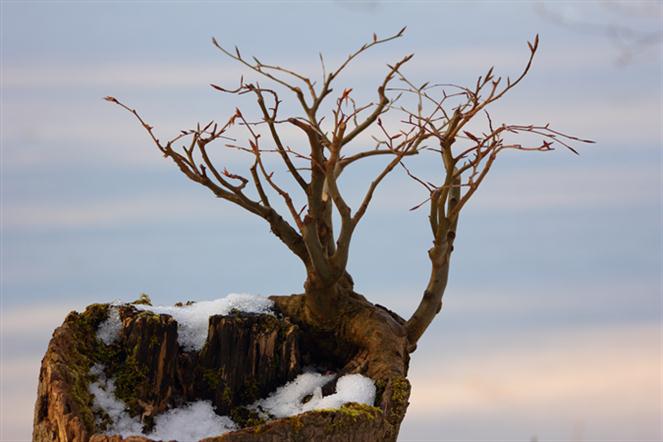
[{"left": 33, "top": 293, "right": 411, "bottom": 442}]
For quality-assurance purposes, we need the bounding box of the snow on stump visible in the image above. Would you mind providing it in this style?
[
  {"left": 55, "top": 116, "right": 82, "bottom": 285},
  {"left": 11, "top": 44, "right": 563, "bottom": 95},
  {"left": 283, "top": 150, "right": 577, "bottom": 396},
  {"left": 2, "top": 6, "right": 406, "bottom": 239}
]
[{"left": 33, "top": 295, "right": 410, "bottom": 442}]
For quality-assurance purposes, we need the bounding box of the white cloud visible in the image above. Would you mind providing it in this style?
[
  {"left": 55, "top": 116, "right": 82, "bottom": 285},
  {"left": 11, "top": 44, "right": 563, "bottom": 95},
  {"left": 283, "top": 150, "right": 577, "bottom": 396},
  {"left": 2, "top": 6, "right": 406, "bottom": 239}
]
[
  {"left": 2, "top": 92, "right": 658, "bottom": 171},
  {"left": 2, "top": 192, "right": 246, "bottom": 230},
  {"left": 1, "top": 303, "right": 89, "bottom": 441},
  {"left": 2, "top": 63, "right": 248, "bottom": 89},
  {"left": 374, "top": 280, "right": 658, "bottom": 321},
  {"left": 1, "top": 358, "right": 39, "bottom": 442},
  {"left": 1, "top": 97, "right": 315, "bottom": 169},
  {"left": 1, "top": 44, "right": 620, "bottom": 91},
  {"left": 370, "top": 163, "right": 660, "bottom": 214},
  {"left": 403, "top": 322, "right": 662, "bottom": 440},
  {"left": 2, "top": 40, "right": 659, "bottom": 172},
  {"left": 2, "top": 304, "right": 82, "bottom": 337}
]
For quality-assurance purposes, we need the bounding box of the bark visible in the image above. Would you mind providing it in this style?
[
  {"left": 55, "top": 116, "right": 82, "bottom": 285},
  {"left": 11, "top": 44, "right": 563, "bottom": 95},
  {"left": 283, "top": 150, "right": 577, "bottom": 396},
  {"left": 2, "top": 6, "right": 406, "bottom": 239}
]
[{"left": 405, "top": 242, "right": 453, "bottom": 345}]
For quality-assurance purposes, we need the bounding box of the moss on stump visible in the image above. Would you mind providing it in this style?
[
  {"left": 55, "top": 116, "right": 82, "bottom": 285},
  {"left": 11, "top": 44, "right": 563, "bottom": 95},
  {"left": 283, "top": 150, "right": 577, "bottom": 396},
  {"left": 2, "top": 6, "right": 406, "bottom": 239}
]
[{"left": 33, "top": 299, "right": 411, "bottom": 442}]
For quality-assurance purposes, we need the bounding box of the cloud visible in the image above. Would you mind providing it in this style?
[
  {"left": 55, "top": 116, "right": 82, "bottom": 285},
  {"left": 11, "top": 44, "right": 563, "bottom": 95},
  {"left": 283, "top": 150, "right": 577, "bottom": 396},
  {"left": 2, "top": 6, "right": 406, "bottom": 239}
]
[
  {"left": 402, "top": 322, "right": 661, "bottom": 440},
  {"left": 403, "top": 43, "right": 621, "bottom": 77},
  {"left": 2, "top": 302, "right": 85, "bottom": 337},
  {"left": 2, "top": 63, "right": 248, "bottom": 89},
  {"left": 1, "top": 302, "right": 90, "bottom": 440},
  {"left": 2, "top": 40, "right": 658, "bottom": 172},
  {"left": 0, "top": 43, "right": 621, "bottom": 90},
  {"left": 376, "top": 279, "right": 658, "bottom": 320},
  {"left": 2, "top": 91, "right": 658, "bottom": 171},
  {"left": 0, "top": 96, "right": 316, "bottom": 169},
  {"left": 1, "top": 358, "right": 39, "bottom": 442},
  {"left": 370, "top": 163, "right": 660, "bottom": 214},
  {"left": 1, "top": 192, "right": 244, "bottom": 230},
  {"left": 3, "top": 160, "right": 657, "bottom": 234}
]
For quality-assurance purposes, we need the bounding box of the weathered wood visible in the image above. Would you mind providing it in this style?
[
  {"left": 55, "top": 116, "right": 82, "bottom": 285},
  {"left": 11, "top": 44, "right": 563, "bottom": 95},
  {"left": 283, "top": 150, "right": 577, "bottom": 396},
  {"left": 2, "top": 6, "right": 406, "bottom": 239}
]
[
  {"left": 33, "top": 295, "right": 411, "bottom": 442},
  {"left": 197, "top": 314, "right": 301, "bottom": 414}
]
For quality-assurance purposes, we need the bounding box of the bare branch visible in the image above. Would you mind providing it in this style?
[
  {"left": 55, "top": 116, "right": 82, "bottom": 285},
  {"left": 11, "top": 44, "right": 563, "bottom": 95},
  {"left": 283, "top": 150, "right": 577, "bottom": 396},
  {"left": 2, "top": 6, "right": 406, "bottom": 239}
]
[
  {"left": 248, "top": 84, "right": 309, "bottom": 191},
  {"left": 105, "top": 96, "right": 310, "bottom": 265},
  {"left": 108, "top": 32, "right": 593, "bottom": 352},
  {"left": 212, "top": 37, "right": 312, "bottom": 113}
]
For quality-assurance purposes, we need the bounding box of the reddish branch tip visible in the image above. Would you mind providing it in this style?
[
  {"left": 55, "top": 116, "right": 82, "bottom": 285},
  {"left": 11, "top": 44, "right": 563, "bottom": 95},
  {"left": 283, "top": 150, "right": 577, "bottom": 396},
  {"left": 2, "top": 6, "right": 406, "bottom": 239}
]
[
  {"left": 528, "top": 34, "right": 540, "bottom": 52},
  {"left": 103, "top": 96, "right": 118, "bottom": 103}
]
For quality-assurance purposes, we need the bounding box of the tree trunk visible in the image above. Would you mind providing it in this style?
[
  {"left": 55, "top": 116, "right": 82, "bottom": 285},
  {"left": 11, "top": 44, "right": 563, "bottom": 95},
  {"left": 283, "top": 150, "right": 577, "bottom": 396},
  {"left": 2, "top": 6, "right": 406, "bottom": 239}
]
[{"left": 33, "top": 290, "right": 411, "bottom": 442}]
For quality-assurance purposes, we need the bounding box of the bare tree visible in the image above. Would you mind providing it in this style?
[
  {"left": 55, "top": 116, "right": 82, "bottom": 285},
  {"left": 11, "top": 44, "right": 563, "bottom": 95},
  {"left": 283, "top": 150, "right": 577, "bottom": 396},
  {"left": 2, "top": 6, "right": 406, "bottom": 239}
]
[{"left": 106, "top": 29, "right": 591, "bottom": 439}]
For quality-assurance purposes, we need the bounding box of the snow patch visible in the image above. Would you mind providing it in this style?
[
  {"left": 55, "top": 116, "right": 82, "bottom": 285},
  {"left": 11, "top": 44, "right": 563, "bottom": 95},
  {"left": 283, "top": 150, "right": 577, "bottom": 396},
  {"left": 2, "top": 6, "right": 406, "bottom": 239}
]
[
  {"left": 252, "top": 372, "right": 376, "bottom": 418},
  {"left": 88, "top": 364, "right": 236, "bottom": 439},
  {"left": 251, "top": 371, "right": 335, "bottom": 418},
  {"left": 303, "top": 374, "right": 376, "bottom": 411},
  {"left": 96, "top": 307, "right": 122, "bottom": 345},
  {"left": 148, "top": 402, "right": 236, "bottom": 441},
  {"left": 88, "top": 294, "right": 377, "bottom": 439},
  {"left": 88, "top": 364, "right": 144, "bottom": 436},
  {"left": 134, "top": 293, "right": 274, "bottom": 351},
  {"left": 89, "top": 363, "right": 376, "bottom": 440}
]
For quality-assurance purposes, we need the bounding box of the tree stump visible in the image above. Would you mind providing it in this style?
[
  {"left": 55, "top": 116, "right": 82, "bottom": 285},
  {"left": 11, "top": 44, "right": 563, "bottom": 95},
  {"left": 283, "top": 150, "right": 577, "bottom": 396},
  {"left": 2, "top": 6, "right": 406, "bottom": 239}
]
[{"left": 33, "top": 299, "right": 411, "bottom": 442}]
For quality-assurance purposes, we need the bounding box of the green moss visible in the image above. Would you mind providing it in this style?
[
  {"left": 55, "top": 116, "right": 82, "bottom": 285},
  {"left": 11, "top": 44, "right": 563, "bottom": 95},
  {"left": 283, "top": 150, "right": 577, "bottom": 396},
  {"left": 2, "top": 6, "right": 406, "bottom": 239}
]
[
  {"left": 389, "top": 377, "right": 410, "bottom": 404},
  {"left": 248, "top": 422, "right": 268, "bottom": 434},
  {"left": 313, "top": 402, "right": 381, "bottom": 420},
  {"left": 113, "top": 353, "right": 148, "bottom": 415},
  {"left": 214, "top": 385, "right": 233, "bottom": 410},
  {"left": 374, "top": 378, "right": 387, "bottom": 404},
  {"left": 291, "top": 414, "right": 305, "bottom": 432},
  {"left": 202, "top": 368, "right": 222, "bottom": 390},
  {"left": 223, "top": 386, "right": 232, "bottom": 402},
  {"left": 338, "top": 402, "right": 381, "bottom": 419},
  {"left": 105, "top": 310, "right": 165, "bottom": 415},
  {"left": 238, "top": 379, "right": 260, "bottom": 403},
  {"left": 229, "top": 406, "right": 266, "bottom": 428},
  {"left": 387, "top": 376, "right": 410, "bottom": 422},
  {"left": 64, "top": 303, "right": 113, "bottom": 433},
  {"left": 131, "top": 293, "right": 152, "bottom": 306},
  {"left": 135, "top": 309, "right": 161, "bottom": 322},
  {"left": 274, "top": 402, "right": 383, "bottom": 435},
  {"left": 68, "top": 365, "right": 96, "bottom": 431},
  {"left": 82, "top": 304, "right": 170, "bottom": 427}
]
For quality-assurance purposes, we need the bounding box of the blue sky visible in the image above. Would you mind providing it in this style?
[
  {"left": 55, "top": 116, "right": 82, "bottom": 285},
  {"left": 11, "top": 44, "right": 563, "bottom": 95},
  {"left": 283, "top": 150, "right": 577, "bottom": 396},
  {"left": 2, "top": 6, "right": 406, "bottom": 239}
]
[{"left": 1, "top": 1, "right": 661, "bottom": 441}]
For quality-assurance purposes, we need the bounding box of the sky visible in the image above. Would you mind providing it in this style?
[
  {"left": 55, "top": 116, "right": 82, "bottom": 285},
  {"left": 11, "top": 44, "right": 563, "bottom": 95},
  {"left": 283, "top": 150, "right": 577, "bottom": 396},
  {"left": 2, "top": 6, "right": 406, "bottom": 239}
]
[{"left": 1, "top": 1, "right": 661, "bottom": 441}]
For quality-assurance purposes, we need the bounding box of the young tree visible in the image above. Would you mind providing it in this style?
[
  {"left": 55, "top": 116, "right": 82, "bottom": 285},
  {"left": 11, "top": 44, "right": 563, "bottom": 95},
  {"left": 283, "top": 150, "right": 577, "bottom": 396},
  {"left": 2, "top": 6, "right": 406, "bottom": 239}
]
[{"left": 105, "top": 29, "right": 590, "bottom": 439}]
